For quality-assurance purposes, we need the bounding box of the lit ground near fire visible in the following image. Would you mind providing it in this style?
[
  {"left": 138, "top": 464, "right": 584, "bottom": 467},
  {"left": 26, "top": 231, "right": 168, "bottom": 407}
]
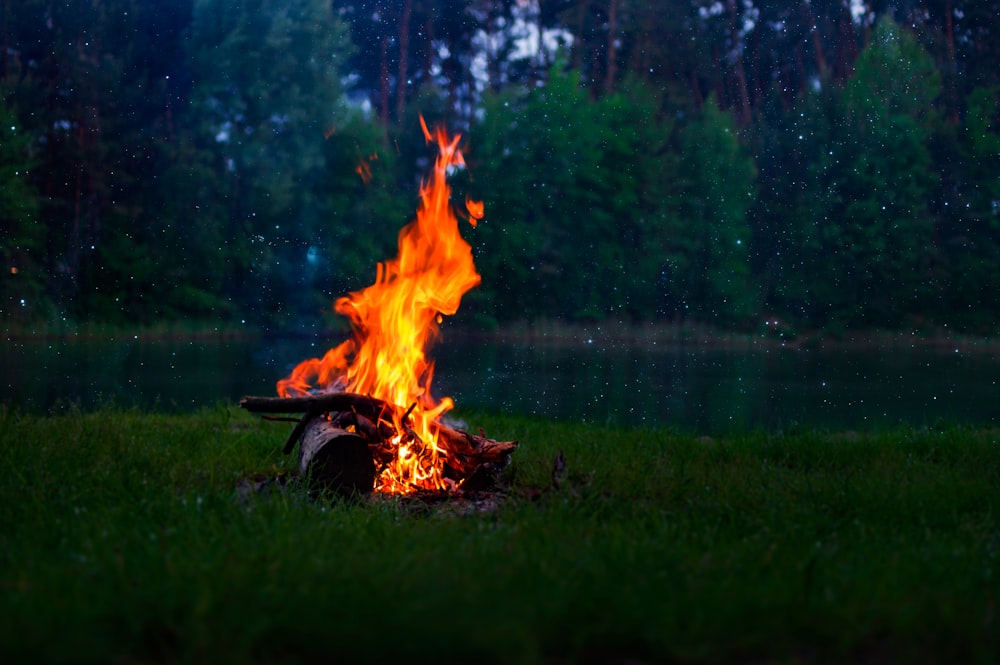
[{"left": 2, "top": 407, "right": 999, "bottom": 664}]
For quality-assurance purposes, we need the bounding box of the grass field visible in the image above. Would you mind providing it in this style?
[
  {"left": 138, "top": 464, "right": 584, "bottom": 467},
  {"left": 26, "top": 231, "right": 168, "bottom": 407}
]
[{"left": 2, "top": 406, "right": 999, "bottom": 664}]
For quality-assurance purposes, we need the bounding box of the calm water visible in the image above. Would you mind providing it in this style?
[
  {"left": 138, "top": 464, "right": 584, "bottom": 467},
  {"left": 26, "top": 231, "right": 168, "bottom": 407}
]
[{"left": 2, "top": 334, "right": 998, "bottom": 432}]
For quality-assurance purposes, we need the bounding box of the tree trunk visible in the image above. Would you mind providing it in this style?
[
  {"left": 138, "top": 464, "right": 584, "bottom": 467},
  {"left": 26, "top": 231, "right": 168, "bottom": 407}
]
[
  {"left": 836, "top": 3, "right": 858, "bottom": 83},
  {"left": 726, "top": 0, "right": 751, "bottom": 125},
  {"left": 604, "top": 0, "right": 620, "bottom": 94},
  {"left": 395, "top": 0, "right": 411, "bottom": 123},
  {"left": 570, "top": 3, "right": 585, "bottom": 74},
  {"left": 801, "top": 0, "right": 828, "bottom": 80},
  {"left": 379, "top": 34, "right": 390, "bottom": 126},
  {"left": 943, "top": 0, "right": 960, "bottom": 124},
  {"left": 691, "top": 68, "right": 704, "bottom": 109},
  {"left": 0, "top": 0, "right": 9, "bottom": 80}
]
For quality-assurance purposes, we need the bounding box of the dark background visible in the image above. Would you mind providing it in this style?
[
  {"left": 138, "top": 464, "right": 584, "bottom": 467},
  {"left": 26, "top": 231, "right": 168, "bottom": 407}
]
[{"left": 2, "top": 0, "right": 998, "bottom": 335}]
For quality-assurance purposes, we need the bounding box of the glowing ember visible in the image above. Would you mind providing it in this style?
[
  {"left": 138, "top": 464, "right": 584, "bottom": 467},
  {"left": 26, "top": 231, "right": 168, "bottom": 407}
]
[
  {"left": 277, "top": 117, "right": 481, "bottom": 494},
  {"left": 355, "top": 152, "right": 377, "bottom": 184}
]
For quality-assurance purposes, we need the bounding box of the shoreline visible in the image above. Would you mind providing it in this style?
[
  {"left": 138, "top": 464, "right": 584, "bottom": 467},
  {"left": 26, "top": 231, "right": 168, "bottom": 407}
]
[
  {"left": 4, "top": 318, "right": 999, "bottom": 352},
  {"left": 442, "top": 320, "right": 1000, "bottom": 353},
  {"left": 1, "top": 321, "right": 262, "bottom": 343}
]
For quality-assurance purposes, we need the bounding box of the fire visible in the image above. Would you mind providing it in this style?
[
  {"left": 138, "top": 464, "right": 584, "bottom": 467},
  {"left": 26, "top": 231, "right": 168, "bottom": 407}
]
[
  {"left": 465, "top": 195, "right": 484, "bottom": 227},
  {"left": 277, "top": 117, "right": 481, "bottom": 494}
]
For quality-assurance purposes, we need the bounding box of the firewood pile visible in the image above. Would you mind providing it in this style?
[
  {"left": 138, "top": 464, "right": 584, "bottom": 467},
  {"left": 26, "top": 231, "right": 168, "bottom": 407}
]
[{"left": 240, "top": 393, "right": 518, "bottom": 497}]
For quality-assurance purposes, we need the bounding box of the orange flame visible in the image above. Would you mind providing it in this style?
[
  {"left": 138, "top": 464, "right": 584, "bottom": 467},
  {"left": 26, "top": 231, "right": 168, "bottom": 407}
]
[
  {"left": 278, "top": 118, "right": 482, "bottom": 494},
  {"left": 465, "top": 195, "right": 484, "bottom": 227}
]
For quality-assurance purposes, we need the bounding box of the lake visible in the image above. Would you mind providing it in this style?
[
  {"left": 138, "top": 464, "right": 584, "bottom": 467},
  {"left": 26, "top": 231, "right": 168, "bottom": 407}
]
[{"left": 2, "top": 333, "right": 998, "bottom": 432}]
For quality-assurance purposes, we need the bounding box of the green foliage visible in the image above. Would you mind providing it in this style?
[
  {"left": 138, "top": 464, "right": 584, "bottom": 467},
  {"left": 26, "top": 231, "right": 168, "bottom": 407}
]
[
  {"left": 1, "top": 2, "right": 999, "bottom": 333},
  {"left": 847, "top": 16, "right": 942, "bottom": 120},
  {"left": 753, "top": 17, "right": 942, "bottom": 329},
  {"left": 1, "top": 0, "right": 196, "bottom": 324},
  {"left": 749, "top": 85, "right": 840, "bottom": 325},
  {"left": 318, "top": 112, "right": 413, "bottom": 300},
  {"left": 145, "top": 138, "right": 240, "bottom": 321},
  {"left": 673, "top": 97, "right": 757, "bottom": 323},
  {"left": 934, "top": 85, "right": 1000, "bottom": 332},
  {"left": 0, "top": 99, "right": 47, "bottom": 323},
  {"left": 962, "top": 85, "right": 1000, "bottom": 234},
  {"left": 837, "top": 17, "right": 940, "bottom": 325},
  {"left": 471, "top": 68, "right": 680, "bottom": 324},
  {"left": 181, "top": 0, "right": 355, "bottom": 326},
  {"left": 473, "top": 67, "right": 604, "bottom": 322}
]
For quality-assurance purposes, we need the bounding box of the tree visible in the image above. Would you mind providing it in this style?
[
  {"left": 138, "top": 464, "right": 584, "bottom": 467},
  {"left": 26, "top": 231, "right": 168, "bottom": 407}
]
[
  {"left": 0, "top": 97, "right": 45, "bottom": 323},
  {"left": 470, "top": 65, "right": 683, "bottom": 324},
  {"left": 671, "top": 97, "right": 756, "bottom": 323},
  {"left": 748, "top": 84, "right": 844, "bottom": 327},
  {"left": 757, "top": 16, "right": 941, "bottom": 329},
  {"left": 1, "top": 0, "right": 193, "bottom": 323},
  {"left": 838, "top": 16, "right": 940, "bottom": 325},
  {"left": 183, "top": 0, "right": 354, "bottom": 325},
  {"left": 317, "top": 112, "right": 413, "bottom": 306},
  {"left": 470, "top": 66, "right": 605, "bottom": 322},
  {"left": 936, "top": 85, "right": 1000, "bottom": 330}
]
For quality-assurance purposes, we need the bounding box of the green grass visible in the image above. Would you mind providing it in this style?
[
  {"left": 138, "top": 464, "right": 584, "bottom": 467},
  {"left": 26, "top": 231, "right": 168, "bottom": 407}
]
[{"left": 2, "top": 407, "right": 999, "bottom": 664}]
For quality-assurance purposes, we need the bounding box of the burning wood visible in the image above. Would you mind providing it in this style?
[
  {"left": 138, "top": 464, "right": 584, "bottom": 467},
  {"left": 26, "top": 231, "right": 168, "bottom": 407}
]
[
  {"left": 240, "top": 394, "right": 517, "bottom": 496},
  {"left": 244, "top": 118, "right": 518, "bottom": 496}
]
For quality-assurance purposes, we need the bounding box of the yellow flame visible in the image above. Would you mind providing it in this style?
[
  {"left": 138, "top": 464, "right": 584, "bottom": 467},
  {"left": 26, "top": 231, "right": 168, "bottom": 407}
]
[{"left": 278, "top": 118, "right": 481, "bottom": 493}]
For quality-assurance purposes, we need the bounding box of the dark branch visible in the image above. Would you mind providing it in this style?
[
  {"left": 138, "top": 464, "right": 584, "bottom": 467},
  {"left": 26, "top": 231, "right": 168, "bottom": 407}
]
[{"left": 240, "top": 393, "right": 387, "bottom": 416}]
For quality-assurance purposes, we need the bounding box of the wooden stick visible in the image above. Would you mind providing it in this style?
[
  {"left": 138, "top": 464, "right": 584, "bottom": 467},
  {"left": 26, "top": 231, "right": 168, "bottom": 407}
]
[
  {"left": 241, "top": 393, "right": 385, "bottom": 416},
  {"left": 242, "top": 395, "right": 392, "bottom": 455}
]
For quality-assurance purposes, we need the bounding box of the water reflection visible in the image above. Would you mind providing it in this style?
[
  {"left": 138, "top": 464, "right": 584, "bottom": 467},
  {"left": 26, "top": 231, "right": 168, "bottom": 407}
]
[
  {"left": 432, "top": 339, "right": 999, "bottom": 432},
  {"left": 1, "top": 334, "right": 997, "bottom": 433}
]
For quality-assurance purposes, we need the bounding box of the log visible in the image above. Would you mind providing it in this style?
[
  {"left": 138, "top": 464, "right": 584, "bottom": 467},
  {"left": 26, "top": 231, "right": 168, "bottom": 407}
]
[
  {"left": 241, "top": 393, "right": 387, "bottom": 417},
  {"left": 241, "top": 393, "right": 396, "bottom": 453},
  {"left": 239, "top": 394, "right": 519, "bottom": 493},
  {"left": 297, "top": 415, "right": 375, "bottom": 496},
  {"left": 435, "top": 426, "right": 518, "bottom": 477}
]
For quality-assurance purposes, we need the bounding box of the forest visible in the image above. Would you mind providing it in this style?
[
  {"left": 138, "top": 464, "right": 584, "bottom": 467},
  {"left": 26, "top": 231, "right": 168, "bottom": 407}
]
[{"left": 1, "top": 0, "right": 998, "bottom": 335}]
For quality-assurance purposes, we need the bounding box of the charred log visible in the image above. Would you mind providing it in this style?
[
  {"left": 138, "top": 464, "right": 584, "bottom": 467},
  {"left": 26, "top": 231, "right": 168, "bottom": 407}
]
[
  {"left": 297, "top": 415, "right": 375, "bottom": 496},
  {"left": 241, "top": 393, "right": 387, "bottom": 418},
  {"left": 239, "top": 394, "right": 518, "bottom": 494}
]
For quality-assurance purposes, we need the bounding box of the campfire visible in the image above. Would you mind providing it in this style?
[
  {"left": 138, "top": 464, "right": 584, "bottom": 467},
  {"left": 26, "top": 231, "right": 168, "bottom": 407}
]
[{"left": 241, "top": 118, "right": 517, "bottom": 496}]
